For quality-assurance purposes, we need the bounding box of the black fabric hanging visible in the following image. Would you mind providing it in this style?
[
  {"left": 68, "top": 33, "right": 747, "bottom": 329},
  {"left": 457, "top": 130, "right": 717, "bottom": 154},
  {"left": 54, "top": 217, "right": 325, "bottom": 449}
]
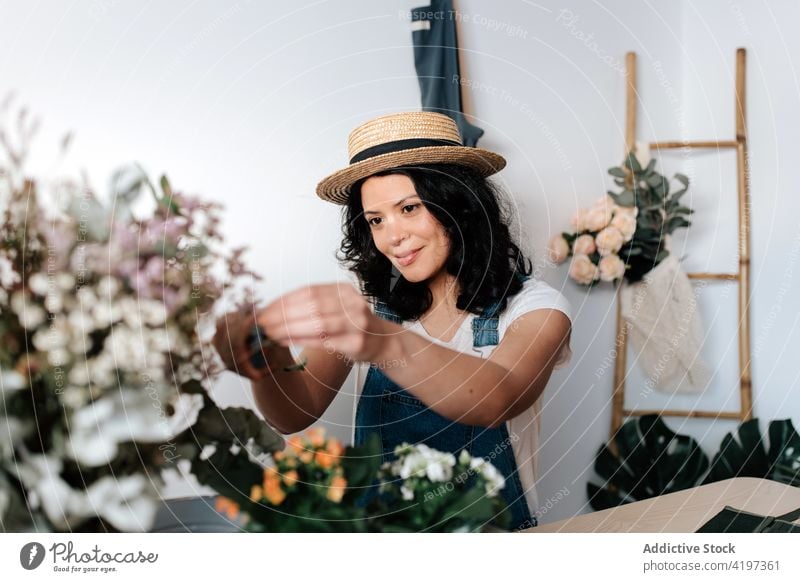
[{"left": 411, "top": 0, "right": 484, "bottom": 147}]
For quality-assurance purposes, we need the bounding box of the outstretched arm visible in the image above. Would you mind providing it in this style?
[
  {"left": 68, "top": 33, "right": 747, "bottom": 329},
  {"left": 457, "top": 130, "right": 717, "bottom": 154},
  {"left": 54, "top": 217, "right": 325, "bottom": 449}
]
[{"left": 369, "top": 309, "right": 572, "bottom": 428}]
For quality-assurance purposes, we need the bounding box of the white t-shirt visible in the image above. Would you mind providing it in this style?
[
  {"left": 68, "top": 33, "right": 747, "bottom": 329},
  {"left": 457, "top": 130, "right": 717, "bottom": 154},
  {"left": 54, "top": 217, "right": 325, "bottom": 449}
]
[{"left": 352, "top": 277, "right": 573, "bottom": 514}]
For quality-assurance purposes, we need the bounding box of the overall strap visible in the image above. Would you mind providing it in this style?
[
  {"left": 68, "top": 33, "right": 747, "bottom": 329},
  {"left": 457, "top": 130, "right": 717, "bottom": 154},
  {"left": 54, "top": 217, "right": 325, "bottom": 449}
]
[
  {"left": 373, "top": 300, "right": 403, "bottom": 324},
  {"left": 471, "top": 272, "right": 531, "bottom": 348}
]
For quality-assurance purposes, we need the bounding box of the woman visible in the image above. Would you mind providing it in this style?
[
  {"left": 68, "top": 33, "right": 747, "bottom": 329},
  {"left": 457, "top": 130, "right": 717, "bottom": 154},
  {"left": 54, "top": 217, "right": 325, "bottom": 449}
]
[{"left": 214, "top": 111, "right": 573, "bottom": 530}]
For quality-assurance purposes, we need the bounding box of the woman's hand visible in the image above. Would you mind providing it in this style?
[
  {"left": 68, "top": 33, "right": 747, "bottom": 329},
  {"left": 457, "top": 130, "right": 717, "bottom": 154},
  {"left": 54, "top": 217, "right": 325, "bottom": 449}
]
[{"left": 255, "top": 283, "right": 392, "bottom": 364}]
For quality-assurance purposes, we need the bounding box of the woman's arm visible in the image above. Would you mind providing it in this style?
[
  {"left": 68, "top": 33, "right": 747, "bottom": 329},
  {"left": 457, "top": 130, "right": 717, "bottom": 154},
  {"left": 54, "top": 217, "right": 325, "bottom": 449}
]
[
  {"left": 252, "top": 282, "right": 570, "bottom": 429},
  {"left": 213, "top": 306, "right": 353, "bottom": 435},
  {"left": 249, "top": 346, "right": 353, "bottom": 435},
  {"left": 370, "top": 309, "right": 572, "bottom": 428}
]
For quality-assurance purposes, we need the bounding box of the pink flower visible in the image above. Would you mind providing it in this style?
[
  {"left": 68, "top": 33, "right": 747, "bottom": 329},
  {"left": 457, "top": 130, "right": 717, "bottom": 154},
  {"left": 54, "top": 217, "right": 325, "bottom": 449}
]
[
  {"left": 598, "top": 254, "right": 626, "bottom": 281},
  {"left": 584, "top": 205, "right": 613, "bottom": 231},
  {"left": 596, "top": 226, "right": 624, "bottom": 256},
  {"left": 610, "top": 212, "right": 637, "bottom": 242},
  {"left": 569, "top": 254, "right": 599, "bottom": 285},
  {"left": 573, "top": 234, "right": 596, "bottom": 256},
  {"left": 547, "top": 235, "right": 570, "bottom": 264}
]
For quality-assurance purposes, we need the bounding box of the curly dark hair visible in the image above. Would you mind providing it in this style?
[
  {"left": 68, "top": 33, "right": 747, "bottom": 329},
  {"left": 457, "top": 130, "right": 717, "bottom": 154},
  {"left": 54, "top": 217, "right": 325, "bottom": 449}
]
[{"left": 336, "top": 163, "right": 532, "bottom": 322}]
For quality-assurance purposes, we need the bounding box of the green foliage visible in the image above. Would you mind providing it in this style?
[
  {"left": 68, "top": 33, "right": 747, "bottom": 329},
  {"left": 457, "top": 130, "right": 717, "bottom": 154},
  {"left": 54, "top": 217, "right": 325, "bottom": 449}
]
[
  {"left": 588, "top": 415, "right": 800, "bottom": 511},
  {"left": 607, "top": 150, "right": 695, "bottom": 283},
  {"left": 587, "top": 415, "right": 709, "bottom": 510}
]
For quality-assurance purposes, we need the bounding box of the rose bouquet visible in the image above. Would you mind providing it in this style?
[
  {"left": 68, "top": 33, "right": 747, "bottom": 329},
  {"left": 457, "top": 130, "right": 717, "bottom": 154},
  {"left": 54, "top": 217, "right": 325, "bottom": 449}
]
[
  {"left": 0, "top": 103, "right": 284, "bottom": 532},
  {"left": 548, "top": 145, "right": 693, "bottom": 285}
]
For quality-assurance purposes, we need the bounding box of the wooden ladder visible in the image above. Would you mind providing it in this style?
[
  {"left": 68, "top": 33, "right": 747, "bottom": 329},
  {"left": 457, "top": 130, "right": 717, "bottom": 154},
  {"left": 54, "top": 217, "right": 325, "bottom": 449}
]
[{"left": 610, "top": 49, "right": 754, "bottom": 437}]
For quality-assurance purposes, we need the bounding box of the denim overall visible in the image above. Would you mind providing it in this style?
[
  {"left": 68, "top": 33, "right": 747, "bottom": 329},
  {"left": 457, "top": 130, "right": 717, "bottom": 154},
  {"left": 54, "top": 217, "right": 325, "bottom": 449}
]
[{"left": 354, "top": 284, "right": 537, "bottom": 531}]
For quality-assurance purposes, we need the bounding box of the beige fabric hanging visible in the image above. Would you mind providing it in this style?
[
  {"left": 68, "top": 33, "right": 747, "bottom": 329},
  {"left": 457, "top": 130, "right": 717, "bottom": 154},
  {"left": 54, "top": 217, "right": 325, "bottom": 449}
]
[{"left": 619, "top": 247, "right": 712, "bottom": 394}]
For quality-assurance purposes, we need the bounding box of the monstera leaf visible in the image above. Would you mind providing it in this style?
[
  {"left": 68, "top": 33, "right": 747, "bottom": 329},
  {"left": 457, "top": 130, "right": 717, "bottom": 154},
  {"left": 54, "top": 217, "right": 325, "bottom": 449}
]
[
  {"left": 587, "top": 415, "right": 709, "bottom": 510},
  {"left": 703, "top": 418, "right": 770, "bottom": 483},
  {"left": 704, "top": 418, "right": 800, "bottom": 486},
  {"left": 769, "top": 419, "right": 800, "bottom": 486}
]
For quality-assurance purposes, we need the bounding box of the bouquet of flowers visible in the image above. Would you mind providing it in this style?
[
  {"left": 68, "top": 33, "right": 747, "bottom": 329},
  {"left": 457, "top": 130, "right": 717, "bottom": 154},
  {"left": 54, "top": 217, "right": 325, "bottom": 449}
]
[
  {"left": 0, "top": 102, "right": 284, "bottom": 532},
  {"left": 213, "top": 428, "right": 511, "bottom": 532},
  {"left": 548, "top": 145, "right": 693, "bottom": 285}
]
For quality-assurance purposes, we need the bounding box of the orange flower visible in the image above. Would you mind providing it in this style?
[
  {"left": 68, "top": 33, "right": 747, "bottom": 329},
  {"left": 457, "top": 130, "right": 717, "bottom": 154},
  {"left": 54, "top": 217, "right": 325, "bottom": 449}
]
[
  {"left": 306, "top": 426, "right": 326, "bottom": 447},
  {"left": 272, "top": 450, "right": 285, "bottom": 462},
  {"left": 214, "top": 496, "right": 240, "bottom": 519},
  {"left": 299, "top": 450, "right": 314, "bottom": 464},
  {"left": 326, "top": 475, "right": 347, "bottom": 503},
  {"left": 282, "top": 470, "right": 299, "bottom": 487},
  {"left": 263, "top": 472, "right": 286, "bottom": 505},
  {"left": 249, "top": 484, "right": 263, "bottom": 501},
  {"left": 326, "top": 438, "right": 344, "bottom": 458},
  {"left": 315, "top": 450, "right": 337, "bottom": 470}
]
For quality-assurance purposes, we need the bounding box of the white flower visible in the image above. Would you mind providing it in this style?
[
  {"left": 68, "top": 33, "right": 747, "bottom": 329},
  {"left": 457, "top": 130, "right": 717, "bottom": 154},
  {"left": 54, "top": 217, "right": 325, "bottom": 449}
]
[
  {"left": 68, "top": 309, "right": 95, "bottom": 334},
  {"left": 28, "top": 272, "right": 49, "bottom": 295},
  {"left": 44, "top": 291, "right": 63, "bottom": 313},
  {"left": 68, "top": 365, "right": 90, "bottom": 385},
  {"left": 400, "top": 485, "right": 415, "bottom": 501},
  {"left": 11, "top": 291, "right": 46, "bottom": 329},
  {"left": 32, "top": 327, "right": 70, "bottom": 352},
  {"left": 1, "top": 369, "right": 27, "bottom": 392},
  {"left": 479, "top": 462, "right": 506, "bottom": 497},
  {"left": 76, "top": 286, "right": 97, "bottom": 305},
  {"left": 92, "top": 300, "right": 122, "bottom": 328},
  {"left": 140, "top": 300, "right": 167, "bottom": 326},
  {"left": 119, "top": 297, "right": 143, "bottom": 328},
  {"left": 56, "top": 273, "right": 75, "bottom": 292},
  {"left": 425, "top": 460, "right": 453, "bottom": 483},
  {"left": 96, "top": 276, "right": 119, "bottom": 298},
  {"left": 0, "top": 255, "right": 20, "bottom": 289}
]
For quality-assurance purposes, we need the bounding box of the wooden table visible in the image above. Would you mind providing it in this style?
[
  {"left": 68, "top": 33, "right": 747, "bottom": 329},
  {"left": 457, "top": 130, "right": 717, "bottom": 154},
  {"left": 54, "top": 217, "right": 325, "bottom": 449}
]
[{"left": 525, "top": 478, "right": 800, "bottom": 533}]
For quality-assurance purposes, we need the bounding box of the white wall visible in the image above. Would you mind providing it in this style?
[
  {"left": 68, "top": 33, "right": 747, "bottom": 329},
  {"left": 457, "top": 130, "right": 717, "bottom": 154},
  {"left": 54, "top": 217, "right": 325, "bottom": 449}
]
[{"left": 2, "top": 0, "right": 798, "bottom": 524}]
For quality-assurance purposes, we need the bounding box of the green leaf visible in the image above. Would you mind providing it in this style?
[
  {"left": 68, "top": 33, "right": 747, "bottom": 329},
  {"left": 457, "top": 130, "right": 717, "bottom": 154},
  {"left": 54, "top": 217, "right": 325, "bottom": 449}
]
[
  {"left": 704, "top": 418, "right": 770, "bottom": 484},
  {"left": 665, "top": 216, "right": 691, "bottom": 234},
  {"left": 674, "top": 173, "right": 689, "bottom": 187},
  {"left": 587, "top": 415, "right": 709, "bottom": 510},
  {"left": 615, "top": 189, "right": 636, "bottom": 206},
  {"left": 623, "top": 152, "right": 642, "bottom": 173},
  {"left": 767, "top": 419, "right": 800, "bottom": 484},
  {"left": 608, "top": 167, "right": 627, "bottom": 178}
]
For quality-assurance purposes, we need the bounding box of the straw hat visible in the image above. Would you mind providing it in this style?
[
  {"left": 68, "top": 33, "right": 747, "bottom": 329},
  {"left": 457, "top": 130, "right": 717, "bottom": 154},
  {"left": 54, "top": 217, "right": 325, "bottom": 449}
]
[{"left": 316, "top": 111, "right": 506, "bottom": 204}]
